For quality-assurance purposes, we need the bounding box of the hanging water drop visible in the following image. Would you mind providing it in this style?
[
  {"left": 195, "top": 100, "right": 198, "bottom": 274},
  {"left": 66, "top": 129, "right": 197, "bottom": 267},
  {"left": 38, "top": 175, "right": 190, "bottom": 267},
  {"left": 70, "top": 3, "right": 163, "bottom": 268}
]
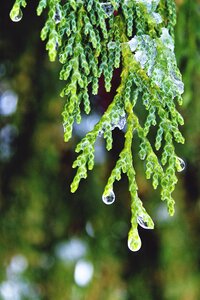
[
  {"left": 54, "top": 7, "right": 61, "bottom": 24},
  {"left": 102, "top": 190, "right": 115, "bottom": 205},
  {"left": 55, "top": 42, "right": 59, "bottom": 51},
  {"left": 176, "top": 157, "right": 185, "bottom": 172},
  {"left": 98, "top": 129, "right": 104, "bottom": 137},
  {"left": 10, "top": 9, "right": 23, "bottom": 22},
  {"left": 127, "top": 228, "right": 142, "bottom": 252},
  {"left": 137, "top": 214, "right": 154, "bottom": 229}
]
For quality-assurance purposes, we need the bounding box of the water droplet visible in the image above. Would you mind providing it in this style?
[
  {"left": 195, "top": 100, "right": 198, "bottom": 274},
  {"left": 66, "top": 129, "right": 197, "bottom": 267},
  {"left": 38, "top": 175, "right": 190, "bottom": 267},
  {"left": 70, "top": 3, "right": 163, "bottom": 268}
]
[
  {"left": 98, "top": 129, "right": 104, "bottom": 137},
  {"left": 137, "top": 208, "right": 154, "bottom": 229},
  {"left": 55, "top": 42, "right": 59, "bottom": 51},
  {"left": 176, "top": 157, "right": 185, "bottom": 172},
  {"left": 101, "top": 3, "right": 114, "bottom": 16},
  {"left": 54, "top": 7, "right": 61, "bottom": 24},
  {"left": 127, "top": 228, "right": 142, "bottom": 252},
  {"left": 10, "top": 9, "right": 23, "bottom": 22},
  {"left": 137, "top": 214, "right": 154, "bottom": 229},
  {"left": 102, "top": 190, "right": 115, "bottom": 205}
]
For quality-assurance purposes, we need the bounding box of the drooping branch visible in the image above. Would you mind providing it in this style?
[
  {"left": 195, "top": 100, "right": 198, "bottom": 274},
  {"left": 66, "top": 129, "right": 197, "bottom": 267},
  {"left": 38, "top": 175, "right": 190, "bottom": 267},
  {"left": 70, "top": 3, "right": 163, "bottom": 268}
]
[{"left": 9, "top": 0, "right": 185, "bottom": 251}]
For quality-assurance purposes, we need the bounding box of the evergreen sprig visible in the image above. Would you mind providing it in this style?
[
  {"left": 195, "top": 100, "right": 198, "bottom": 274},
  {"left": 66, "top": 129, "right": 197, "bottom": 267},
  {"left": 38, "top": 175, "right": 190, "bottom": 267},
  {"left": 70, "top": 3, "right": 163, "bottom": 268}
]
[{"left": 10, "top": 0, "right": 185, "bottom": 251}]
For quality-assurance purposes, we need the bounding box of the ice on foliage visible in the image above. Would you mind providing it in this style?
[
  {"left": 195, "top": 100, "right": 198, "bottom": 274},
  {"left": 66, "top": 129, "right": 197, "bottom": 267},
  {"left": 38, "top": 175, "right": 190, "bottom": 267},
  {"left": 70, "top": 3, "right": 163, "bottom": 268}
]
[
  {"left": 151, "top": 12, "right": 162, "bottom": 24},
  {"left": 128, "top": 34, "right": 156, "bottom": 73},
  {"left": 160, "top": 28, "right": 174, "bottom": 51},
  {"left": 170, "top": 71, "right": 184, "bottom": 94},
  {"left": 152, "top": 67, "right": 164, "bottom": 87},
  {"left": 127, "top": 28, "right": 184, "bottom": 97},
  {"left": 135, "top": 0, "right": 160, "bottom": 12},
  {"left": 135, "top": 50, "right": 148, "bottom": 69},
  {"left": 128, "top": 37, "right": 138, "bottom": 52}
]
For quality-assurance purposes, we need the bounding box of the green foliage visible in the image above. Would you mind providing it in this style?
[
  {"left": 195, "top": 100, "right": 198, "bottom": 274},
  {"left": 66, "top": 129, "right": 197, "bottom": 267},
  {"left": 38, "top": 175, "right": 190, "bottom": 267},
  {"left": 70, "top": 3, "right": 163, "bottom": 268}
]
[{"left": 10, "top": 0, "right": 185, "bottom": 251}]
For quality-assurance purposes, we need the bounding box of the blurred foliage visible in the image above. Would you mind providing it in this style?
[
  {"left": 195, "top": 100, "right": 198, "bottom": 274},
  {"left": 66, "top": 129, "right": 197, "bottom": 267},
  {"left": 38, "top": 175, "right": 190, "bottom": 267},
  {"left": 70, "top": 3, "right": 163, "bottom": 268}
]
[{"left": 0, "top": 1, "right": 200, "bottom": 300}]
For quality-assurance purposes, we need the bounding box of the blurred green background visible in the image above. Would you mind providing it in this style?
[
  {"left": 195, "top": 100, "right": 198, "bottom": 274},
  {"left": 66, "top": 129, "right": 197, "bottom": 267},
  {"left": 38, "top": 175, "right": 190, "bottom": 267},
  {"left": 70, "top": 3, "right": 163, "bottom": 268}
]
[{"left": 0, "top": 1, "right": 200, "bottom": 299}]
